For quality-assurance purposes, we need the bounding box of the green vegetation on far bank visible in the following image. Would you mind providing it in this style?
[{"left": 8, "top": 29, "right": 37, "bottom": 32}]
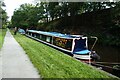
[
  {"left": 11, "top": 31, "right": 118, "bottom": 79},
  {"left": 0, "top": 29, "right": 7, "bottom": 49},
  {"left": 10, "top": 2, "right": 120, "bottom": 47}
]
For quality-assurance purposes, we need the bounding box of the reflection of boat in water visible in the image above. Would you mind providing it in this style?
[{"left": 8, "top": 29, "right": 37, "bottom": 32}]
[{"left": 26, "top": 30, "right": 100, "bottom": 62}]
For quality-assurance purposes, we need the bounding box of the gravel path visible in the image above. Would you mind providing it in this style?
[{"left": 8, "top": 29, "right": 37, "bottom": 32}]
[{"left": 0, "top": 29, "right": 40, "bottom": 78}]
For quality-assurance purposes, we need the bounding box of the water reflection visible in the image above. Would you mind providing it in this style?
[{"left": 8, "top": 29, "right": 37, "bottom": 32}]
[{"left": 89, "top": 44, "right": 120, "bottom": 63}]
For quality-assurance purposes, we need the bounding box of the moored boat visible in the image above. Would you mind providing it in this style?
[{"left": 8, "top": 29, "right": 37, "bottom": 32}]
[{"left": 26, "top": 30, "right": 99, "bottom": 62}]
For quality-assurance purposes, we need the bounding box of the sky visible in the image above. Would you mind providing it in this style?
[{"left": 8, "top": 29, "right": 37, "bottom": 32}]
[{"left": 4, "top": 0, "right": 34, "bottom": 21}]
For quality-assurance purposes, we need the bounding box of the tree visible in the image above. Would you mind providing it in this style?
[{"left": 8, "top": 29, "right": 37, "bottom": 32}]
[
  {"left": 48, "top": 2, "right": 59, "bottom": 20},
  {"left": 0, "top": 1, "right": 8, "bottom": 28},
  {"left": 68, "top": 2, "right": 84, "bottom": 16},
  {"left": 11, "top": 3, "right": 45, "bottom": 29}
]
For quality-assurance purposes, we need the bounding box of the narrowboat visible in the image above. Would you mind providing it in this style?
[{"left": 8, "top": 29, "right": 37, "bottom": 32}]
[{"left": 26, "top": 30, "right": 99, "bottom": 62}]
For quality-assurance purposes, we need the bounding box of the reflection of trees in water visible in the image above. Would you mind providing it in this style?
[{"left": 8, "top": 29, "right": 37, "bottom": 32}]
[{"left": 92, "top": 44, "right": 120, "bottom": 63}]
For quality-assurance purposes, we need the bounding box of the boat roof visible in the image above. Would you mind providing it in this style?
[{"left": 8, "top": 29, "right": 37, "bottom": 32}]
[{"left": 27, "top": 30, "right": 84, "bottom": 39}]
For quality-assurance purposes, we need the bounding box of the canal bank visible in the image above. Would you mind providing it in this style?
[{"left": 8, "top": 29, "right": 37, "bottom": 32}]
[
  {"left": 87, "top": 43, "right": 120, "bottom": 78},
  {"left": 10, "top": 29, "right": 120, "bottom": 79}
]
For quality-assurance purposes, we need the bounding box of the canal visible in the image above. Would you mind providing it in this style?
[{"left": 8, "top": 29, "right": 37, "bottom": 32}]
[
  {"left": 92, "top": 44, "right": 120, "bottom": 63},
  {"left": 88, "top": 43, "right": 120, "bottom": 77}
]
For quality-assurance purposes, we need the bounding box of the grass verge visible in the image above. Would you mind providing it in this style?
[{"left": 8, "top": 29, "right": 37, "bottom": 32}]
[
  {"left": 12, "top": 31, "right": 118, "bottom": 79},
  {"left": 0, "top": 29, "right": 7, "bottom": 49}
]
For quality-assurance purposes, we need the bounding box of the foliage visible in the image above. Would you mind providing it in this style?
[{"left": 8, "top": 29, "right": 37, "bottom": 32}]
[
  {"left": 48, "top": 2, "right": 59, "bottom": 20},
  {"left": 11, "top": 2, "right": 120, "bottom": 46},
  {"left": 0, "top": 1, "right": 8, "bottom": 28},
  {"left": 11, "top": 3, "right": 45, "bottom": 29},
  {"left": 11, "top": 2, "right": 116, "bottom": 30},
  {"left": 12, "top": 31, "right": 118, "bottom": 79},
  {"left": 0, "top": 29, "right": 6, "bottom": 48}
]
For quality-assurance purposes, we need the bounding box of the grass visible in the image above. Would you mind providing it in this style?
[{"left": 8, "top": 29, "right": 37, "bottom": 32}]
[
  {"left": 0, "top": 29, "right": 7, "bottom": 49},
  {"left": 11, "top": 31, "right": 118, "bottom": 79}
]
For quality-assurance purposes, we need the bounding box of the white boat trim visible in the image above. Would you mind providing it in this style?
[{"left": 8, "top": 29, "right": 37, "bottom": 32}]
[{"left": 73, "top": 54, "right": 91, "bottom": 60}]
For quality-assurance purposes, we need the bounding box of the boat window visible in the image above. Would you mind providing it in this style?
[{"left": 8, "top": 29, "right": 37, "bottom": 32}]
[{"left": 73, "top": 39, "right": 87, "bottom": 52}]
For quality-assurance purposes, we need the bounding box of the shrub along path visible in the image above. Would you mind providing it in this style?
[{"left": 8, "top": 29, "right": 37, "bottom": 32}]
[
  {"left": 0, "top": 29, "right": 40, "bottom": 78},
  {"left": 0, "top": 29, "right": 6, "bottom": 49}
]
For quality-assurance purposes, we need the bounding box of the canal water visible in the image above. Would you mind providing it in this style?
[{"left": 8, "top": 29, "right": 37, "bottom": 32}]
[
  {"left": 92, "top": 44, "right": 120, "bottom": 63},
  {"left": 88, "top": 43, "right": 120, "bottom": 77}
]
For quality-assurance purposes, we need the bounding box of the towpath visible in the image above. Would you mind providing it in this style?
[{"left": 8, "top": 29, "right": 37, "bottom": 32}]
[{"left": 0, "top": 29, "right": 40, "bottom": 78}]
